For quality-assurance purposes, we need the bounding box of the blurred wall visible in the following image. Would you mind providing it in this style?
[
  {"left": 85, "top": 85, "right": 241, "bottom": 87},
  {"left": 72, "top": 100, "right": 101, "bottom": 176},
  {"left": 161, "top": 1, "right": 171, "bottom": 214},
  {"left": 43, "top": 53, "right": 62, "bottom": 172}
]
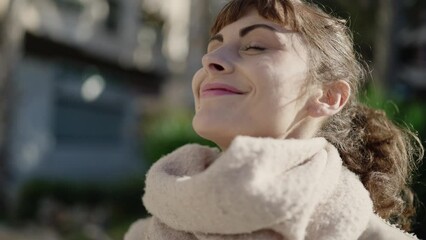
[{"left": 1, "top": 0, "right": 168, "bottom": 202}]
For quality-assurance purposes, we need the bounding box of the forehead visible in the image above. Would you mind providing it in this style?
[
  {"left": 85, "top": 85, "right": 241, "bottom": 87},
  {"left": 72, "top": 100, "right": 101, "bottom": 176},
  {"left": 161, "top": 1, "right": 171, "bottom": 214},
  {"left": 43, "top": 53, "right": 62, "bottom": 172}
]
[
  {"left": 215, "top": 9, "right": 291, "bottom": 35},
  {"left": 211, "top": 0, "right": 299, "bottom": 36}
]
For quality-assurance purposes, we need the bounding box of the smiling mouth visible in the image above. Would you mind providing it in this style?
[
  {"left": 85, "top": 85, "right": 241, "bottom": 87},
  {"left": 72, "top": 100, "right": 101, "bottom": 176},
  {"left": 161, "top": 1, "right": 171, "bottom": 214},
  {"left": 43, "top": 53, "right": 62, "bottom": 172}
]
[
  {"left": 201, "top": 83, "right": 245, "bottom": 97},
  {"left": 203, "top": 88, "right": 244, "bottom": 96}
]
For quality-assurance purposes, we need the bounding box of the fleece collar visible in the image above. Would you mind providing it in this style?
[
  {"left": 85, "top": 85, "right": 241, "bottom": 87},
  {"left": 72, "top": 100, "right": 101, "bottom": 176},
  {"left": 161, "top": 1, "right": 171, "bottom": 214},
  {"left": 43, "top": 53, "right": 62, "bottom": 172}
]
[{"left": 143, "top": 136, "right": 373, "bottom": 240}]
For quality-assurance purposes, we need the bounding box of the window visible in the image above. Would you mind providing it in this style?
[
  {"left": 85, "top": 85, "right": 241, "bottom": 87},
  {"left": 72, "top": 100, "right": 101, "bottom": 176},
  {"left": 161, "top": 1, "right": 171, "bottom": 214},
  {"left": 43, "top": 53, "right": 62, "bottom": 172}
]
[
  {"left": 53, "top": 0, "right": 84, "bottom": 13},
  {"left": 54, "top": 97, "right": 123, "bottom": 145},
  {"left": 53, "top": 63, "right": 126, "bottom": 146}
]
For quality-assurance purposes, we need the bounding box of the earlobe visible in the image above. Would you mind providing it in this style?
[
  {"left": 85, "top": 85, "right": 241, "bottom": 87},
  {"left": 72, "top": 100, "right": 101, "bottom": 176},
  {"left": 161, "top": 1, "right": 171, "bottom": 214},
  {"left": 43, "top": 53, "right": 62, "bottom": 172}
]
[{"left": 308, "top": 81, "right": 351, "bottom": 118}]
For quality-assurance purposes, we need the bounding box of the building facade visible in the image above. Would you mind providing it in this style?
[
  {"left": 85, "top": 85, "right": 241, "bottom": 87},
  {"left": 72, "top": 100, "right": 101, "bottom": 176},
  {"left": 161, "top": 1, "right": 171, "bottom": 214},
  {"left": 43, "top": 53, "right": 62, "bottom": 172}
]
[{"left": 5, "top": 0, "right": 166, "bottom": 190}]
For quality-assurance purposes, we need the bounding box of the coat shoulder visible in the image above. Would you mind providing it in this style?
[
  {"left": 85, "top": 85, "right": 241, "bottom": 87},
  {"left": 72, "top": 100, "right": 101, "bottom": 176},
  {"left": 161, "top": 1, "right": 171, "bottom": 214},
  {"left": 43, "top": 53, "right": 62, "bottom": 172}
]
[
  {"left": 359, "top": 214, "right": 418, "bottom": 240},
  {"left": 124, "top": 217, "right": 153, "bottom": 240}
]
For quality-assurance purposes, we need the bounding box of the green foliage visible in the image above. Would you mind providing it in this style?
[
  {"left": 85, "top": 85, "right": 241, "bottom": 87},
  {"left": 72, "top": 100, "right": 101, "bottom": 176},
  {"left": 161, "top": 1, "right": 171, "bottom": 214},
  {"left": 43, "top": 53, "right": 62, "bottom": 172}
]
[
  {"left": 107, "top": 219, "right": 137, "bottom": 240},
  {"left": 141, "top": 109, "right": 216, "bottom": 165},
  {"left": 361, "top": 83, "right": 426, "bottom": 136}
]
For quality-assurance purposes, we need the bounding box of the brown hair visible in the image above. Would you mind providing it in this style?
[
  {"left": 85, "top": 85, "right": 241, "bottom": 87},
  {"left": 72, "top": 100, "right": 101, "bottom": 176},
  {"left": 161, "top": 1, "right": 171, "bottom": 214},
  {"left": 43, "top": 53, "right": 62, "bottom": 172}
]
[{"left": 211, "top": 0, "right": 424, "bottom": 231}]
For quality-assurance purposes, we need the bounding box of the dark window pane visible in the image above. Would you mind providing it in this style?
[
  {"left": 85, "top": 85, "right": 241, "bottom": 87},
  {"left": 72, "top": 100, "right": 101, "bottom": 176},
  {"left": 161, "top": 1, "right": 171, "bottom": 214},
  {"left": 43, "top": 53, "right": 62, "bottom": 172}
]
[{"left": 54, "top": 97, "right": 124, "bottom": 145}]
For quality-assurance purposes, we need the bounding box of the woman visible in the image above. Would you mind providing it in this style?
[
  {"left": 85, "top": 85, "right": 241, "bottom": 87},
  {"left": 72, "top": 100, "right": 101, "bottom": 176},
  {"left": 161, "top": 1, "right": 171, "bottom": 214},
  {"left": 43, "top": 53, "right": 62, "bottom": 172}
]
[{"left": 126, "top": 0, "right": 424, "bottom": 239}]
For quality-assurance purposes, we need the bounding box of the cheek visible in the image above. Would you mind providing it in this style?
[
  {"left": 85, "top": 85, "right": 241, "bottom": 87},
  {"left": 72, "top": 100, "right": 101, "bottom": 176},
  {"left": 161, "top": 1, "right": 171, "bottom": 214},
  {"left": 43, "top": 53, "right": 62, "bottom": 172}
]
[
  {"left": 247, "top": 64, "right": 308, "bottom": 124},
  {"left": 192, "top": 69, "right": 206, "bottom": 110},
  {"left": 255, "top": 59, "right": 308, "bottom": 101},
  {"left": 251, "top": 63, "right": 293, "bottom": 103}
]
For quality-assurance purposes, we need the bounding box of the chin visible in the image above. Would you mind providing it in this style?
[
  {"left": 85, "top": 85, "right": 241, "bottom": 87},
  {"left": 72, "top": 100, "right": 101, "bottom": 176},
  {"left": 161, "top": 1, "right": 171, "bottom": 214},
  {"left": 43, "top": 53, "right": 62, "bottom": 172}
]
[
  {"left": 192, "top": 116, "right": 235, "bottom": 149},
  {"left": 192, "top": 116, "right": 216, "bottom": 141}
]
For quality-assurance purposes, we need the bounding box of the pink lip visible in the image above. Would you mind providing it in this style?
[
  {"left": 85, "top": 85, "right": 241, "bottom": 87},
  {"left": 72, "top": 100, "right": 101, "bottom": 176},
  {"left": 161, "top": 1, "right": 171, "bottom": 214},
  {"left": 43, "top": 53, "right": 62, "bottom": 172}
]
[{"left": 201, "top": 83, "right": 245, "bottom": 97}]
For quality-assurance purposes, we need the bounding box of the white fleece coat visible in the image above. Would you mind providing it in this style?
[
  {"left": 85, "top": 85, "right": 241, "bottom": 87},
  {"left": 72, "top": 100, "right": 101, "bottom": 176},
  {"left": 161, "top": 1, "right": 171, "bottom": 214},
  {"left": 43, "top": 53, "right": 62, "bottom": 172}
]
[{"left": 125, "top": 136, "right": 418, "bottom": 240}]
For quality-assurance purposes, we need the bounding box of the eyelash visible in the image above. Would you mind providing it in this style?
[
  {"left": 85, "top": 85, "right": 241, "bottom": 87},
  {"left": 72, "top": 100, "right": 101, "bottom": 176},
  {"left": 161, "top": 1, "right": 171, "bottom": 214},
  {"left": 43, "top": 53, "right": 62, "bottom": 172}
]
[{"left": 242, "top": 44, "right": 266, "bottom": 51}]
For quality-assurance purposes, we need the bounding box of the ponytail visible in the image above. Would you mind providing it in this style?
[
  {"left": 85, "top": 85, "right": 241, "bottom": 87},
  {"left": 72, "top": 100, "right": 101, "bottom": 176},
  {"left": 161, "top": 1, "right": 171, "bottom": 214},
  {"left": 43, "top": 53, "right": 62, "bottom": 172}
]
[{"left": 318, "top": 101, "right": 424, "bottom": 230}]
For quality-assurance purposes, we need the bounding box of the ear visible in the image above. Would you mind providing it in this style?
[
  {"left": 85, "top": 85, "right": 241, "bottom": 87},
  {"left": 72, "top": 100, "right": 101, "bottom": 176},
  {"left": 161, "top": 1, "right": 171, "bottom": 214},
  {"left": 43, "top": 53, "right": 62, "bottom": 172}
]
[{"left": 308, "top": 80, "right": 351, "bottom": 118}]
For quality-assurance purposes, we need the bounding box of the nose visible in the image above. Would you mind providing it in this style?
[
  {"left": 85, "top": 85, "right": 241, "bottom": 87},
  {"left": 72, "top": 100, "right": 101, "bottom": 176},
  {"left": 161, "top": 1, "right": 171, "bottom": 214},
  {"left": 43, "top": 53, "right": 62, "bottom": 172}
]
[{"left": 201, "top": 48, "right": 234, "bottom": 74}]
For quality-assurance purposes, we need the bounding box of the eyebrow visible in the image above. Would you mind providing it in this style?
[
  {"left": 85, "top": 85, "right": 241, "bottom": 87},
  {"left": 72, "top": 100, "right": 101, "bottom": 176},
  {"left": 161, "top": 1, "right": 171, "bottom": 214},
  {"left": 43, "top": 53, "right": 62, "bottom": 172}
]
[
  {"left": 209, "top": 24, "right": 278, "bottom": 43},
  {"left": 240, "top": 24, "right": 278, "bottom": 37}
]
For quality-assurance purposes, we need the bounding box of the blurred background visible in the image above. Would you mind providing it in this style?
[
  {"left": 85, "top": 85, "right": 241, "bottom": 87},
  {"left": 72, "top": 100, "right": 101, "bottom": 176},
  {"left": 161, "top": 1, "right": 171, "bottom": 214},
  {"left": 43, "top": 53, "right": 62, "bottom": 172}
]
[{"left": 0, "top": 0, "right": 424, "bottom": 239}]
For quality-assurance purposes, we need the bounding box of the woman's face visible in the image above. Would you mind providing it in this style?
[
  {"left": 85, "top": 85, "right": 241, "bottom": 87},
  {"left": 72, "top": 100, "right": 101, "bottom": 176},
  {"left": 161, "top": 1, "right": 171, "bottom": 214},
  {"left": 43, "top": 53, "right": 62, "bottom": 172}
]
[{"left": 192, "top": 9, "right": 313, "bottom": 149}]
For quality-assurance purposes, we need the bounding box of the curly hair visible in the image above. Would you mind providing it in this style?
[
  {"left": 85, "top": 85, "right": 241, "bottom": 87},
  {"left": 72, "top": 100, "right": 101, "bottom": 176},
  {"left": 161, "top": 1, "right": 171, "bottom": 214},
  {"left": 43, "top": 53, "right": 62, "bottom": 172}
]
[{"left": 211, "top": 0, "right": 424, "bottom": 231}]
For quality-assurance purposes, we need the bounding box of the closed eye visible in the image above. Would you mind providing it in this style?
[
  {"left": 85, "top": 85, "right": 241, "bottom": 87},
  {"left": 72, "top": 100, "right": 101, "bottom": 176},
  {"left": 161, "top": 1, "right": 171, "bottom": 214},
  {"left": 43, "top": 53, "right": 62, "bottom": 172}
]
[{"left": 242, "top": 45, "right": 266, "bottom": 51}]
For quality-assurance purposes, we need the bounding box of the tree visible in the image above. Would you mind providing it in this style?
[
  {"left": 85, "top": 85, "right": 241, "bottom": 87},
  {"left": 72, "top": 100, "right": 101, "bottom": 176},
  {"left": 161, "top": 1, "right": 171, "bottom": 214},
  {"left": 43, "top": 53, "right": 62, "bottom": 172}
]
[
  {"left": 0, "top": 0, "right": 24, "bottom": 213},
  {"left": 373, "top": 0, "right": 403, "bottom": 91}
]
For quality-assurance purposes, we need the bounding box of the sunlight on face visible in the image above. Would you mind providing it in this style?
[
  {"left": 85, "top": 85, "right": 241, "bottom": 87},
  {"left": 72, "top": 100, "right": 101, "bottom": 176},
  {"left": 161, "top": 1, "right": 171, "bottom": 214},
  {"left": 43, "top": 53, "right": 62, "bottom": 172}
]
[{"left": 192, "top": 9, "right": 312, "bottom": 150}]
